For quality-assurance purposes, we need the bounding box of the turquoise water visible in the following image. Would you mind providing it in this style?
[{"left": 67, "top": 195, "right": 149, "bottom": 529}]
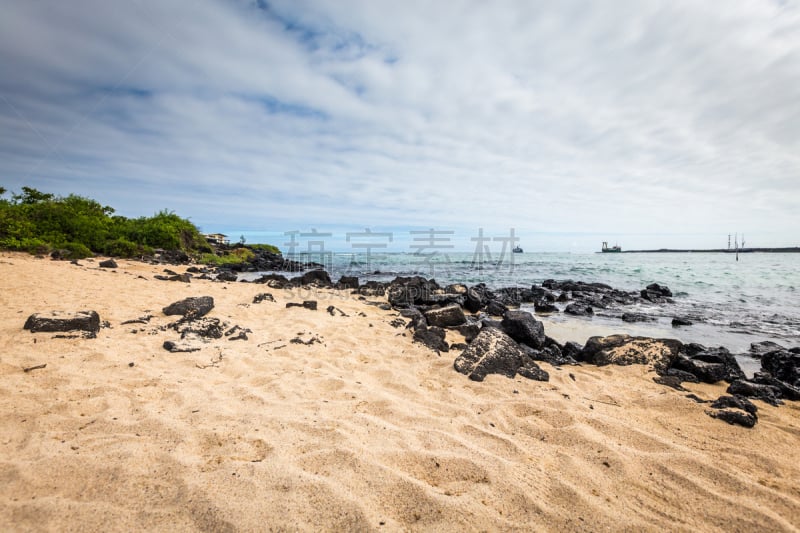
[{"left": 248, "top": 251, "right": 800, "bottom": 351}]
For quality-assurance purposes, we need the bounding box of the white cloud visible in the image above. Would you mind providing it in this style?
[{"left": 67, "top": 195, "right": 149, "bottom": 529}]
[{"left": 1, "top": 0, "right": 799, "bottom": 250}]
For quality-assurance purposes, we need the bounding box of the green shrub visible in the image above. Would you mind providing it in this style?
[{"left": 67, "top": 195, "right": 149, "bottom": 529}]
[
  {"left": 104, "top": 237, "right": 142, "bottom": 257},
  {"left": 0, "top": 187, "right": 206, "bottom": 257},
  {"left": 20, "top": 237, "right": 50, "bottom": 255},
  {"left": 198, "top": 249, "right": 254, "bottom": 266},
  {"left": 231, "top": 247, "right": 255, "bottom": 262},
  {"left": 248, "top": 243, "right": 281, "bottom": 254},
  {"left": 0, "top": 236, "right": 22, "bottom": 250},
  {"left": 198, "top": 253, "right": 224, "bottom": 266},
  {"left": 63, "top": 242, "right": 93, "bottom": 259}
]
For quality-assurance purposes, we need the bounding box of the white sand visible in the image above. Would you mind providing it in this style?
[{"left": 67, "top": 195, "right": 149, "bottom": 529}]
[{"left": 1, "top": 252, "right": 799, "bottom": 531}]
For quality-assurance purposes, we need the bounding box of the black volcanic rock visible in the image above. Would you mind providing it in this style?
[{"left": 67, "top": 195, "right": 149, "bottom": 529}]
[
  {"left": 399, "top": 307, "right": 427, "bottom": 329},
  {"left": 154, "top": 273, "right": 191, "bottom": 283},
  {"left": 174, "top": 316, "right": 224, "bottom": 340},
  {"left": 24, "top": 311, "right": 101, "bottom": 334},
  {"left": 457, "top": 323, "right": 482, "bottom": 343},
  {"left": 163, "top": 296, "right": 214, "bottom": 318},
  {"left": 706, "top": 395, "right": 758, "bottom": 428},
  {"left": 297, "top": 269, "right": 332, "bottom": 287},
  {"left": 479, "top": 317, "right": 503, "bottom": 330},
  {"left": 760, "top": 350, "right": 800, "bottom": 387},
  {"left": 645, "top": 283, "right": 672, "bottom": 297},
  {"left": 445, "top": 283, "right": 468, "bottom": 295},
  {"left": 485, "top": 300, "right": 508, "bottom": 317},
  {"left": 286, "top": 301, "right": 318, "bottom": 310},
  {"left": 424, "top": 304, "right": 467, "bottom": 328},
  {"left": 653, "top": 375, "right": 687, "bottom": 391},
  {"left": 562, "top": 341, "right": 583, "bottom": 361},
  {"left": 748, "top": 341, "right": 785, "bottom": 358},
  {"left": 622, "top": 312, "right": 655, "bottom": 323},
  {"left": 163, "top": 339, "right": 201, "bottom": 353},
  {"left": 156, "top": 250, "right": 190, "bottom": 264},
  {"left": 671, "top": 346, "right": 745, "bottom": 384},
  {"left": 253, "top": 274, "right": 291, "bottom": 288},
  {"left": 387, "top": 276, "right": 441, "bottom": 307},
  {"left": 247, "top": 248, "right": 306, "bottom": 272},
  {"left": 454, "top": 327, "right": 548, "bottom": 382},
  {"left": 707, "top": 408, "right": 757, "bottom": 428},
  {"left": 750, "top": 372, "right": 800, "bottom": 401},
  {"left": 517, "top": 363, "right": 550, "bottom": 381},
  {"left": 413, "top": 326, "right": 449, "bottom": 353},
  {"left": 579, "top": 335, "right": 682, "bottom": 374},
  {"left": 464, "top": 287, "right": 486, "bottom": 313},
  {"left": 640, "top": 283, "right": 673, "bottom": 303},
  {"left": 665, "top": 368, "right": 700, "bottom": 383},
  {"left": 564, "top": 302, "right": 593, "bottom": 316},
  {"left": 253, "top": 293, "right": 275, "bottom": 304},
  {"left": 521, "top": 344, "right": 575, "bottom": 367},
  {"left": 534, "top": 301, "right": 559, "bottom": 313},
  {"left": 336, "top": 276, "right": 359, "bottom": 289},
  {"left": 727, "top": 380, "right": 782, "bottom": 406},
  {"left": 356, "top": 281, "right": 386, "bottom": 297},
  {"left": 99, "top": 259, "right": 118, "bottom": 269},
  {"left": 493, "top": 287, "right": 536, "bottom": 306},
  {"left": 216, "top": 270, "right": 238, "bottom": 282},
  {"left": 501, "top": 310, "right": 546, "bottom": 350}
]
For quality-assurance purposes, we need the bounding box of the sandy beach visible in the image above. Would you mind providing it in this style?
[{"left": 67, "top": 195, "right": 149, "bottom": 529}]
[{"left": 1, "top": 252, "right": 799, "bottom": 532}]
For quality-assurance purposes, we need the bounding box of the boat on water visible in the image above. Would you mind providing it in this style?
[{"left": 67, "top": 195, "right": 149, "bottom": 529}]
[
  {"left": 601, "top": 241, "right": 621, "bottom": 253},
  {"left": 512, "top": 246, "right": 523, "bottom": 253}
]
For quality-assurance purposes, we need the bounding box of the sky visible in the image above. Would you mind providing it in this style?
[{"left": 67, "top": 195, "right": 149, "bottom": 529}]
[{"left": 1, "top": 0, "right": 799, "bottom": 252}]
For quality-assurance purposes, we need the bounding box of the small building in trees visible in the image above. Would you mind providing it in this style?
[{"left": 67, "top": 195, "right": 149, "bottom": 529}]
[{"left": 204, "top": 233, "right": 229, "bottom": 246}]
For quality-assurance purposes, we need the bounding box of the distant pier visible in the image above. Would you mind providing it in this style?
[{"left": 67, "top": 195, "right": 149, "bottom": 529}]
[{"left": 617, "top": 247, "right": 800, "bottom": 254}]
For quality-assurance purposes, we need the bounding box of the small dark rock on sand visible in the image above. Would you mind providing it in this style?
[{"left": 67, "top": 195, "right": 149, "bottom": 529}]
[
  {"left": 413, "top": 326, "right": 450, "bottom": 353},
  {"left": 286, "top": 301, "right": 318, "bottom": 310},
  {"left": 24, "top": 311, "right": 101, "bottom": 335},
  {"left": 564, "top": 302, "right": 593, "bottom": 316},
  {"left": 217, "top": 271, "right": 238, "bottom": 282},
  {"left": 163, "top": 296, "right": 214, "bottom": 318},
  {"left": 154, "top": 273, "right": 191, "bottom": 283},
  {"left": 706, "top": 395, "right": 758, "bottom": 428},
  {"left": 253, "top": 293, "right": 275, "bottom": 304},
  {"left": 622, "top": 312, "right": 655, "bottom": 323},
  {"left": 163, "top": 340, "right": 202, "bottom": 353}
]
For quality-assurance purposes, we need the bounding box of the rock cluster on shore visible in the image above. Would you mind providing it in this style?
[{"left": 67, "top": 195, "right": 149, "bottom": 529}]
[
  {"left": 19, "top": 266, "right": 800, "bottom": 429},
  {"left": 368, "top": 275, "right": 800, "bottom": 427}
]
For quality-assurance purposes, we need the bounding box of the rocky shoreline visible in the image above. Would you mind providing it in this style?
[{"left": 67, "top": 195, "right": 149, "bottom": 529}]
[{"left": 25, "top": 258, "right": 800, "bottom": 429}]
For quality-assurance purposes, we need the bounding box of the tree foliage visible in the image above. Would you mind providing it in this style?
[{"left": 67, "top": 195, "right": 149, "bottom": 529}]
[{"left": 0, "top": 187, "right": 208, "bottom": 258}]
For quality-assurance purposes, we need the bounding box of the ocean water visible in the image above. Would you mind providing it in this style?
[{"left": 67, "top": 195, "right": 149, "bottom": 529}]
[{"left": 245, "top": 251, "right": 800, "bottom": 353}]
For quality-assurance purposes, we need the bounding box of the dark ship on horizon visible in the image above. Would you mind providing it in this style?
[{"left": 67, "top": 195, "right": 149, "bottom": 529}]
[{"left": 601, "top": 241, "right": 621, "bottom": 253}]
